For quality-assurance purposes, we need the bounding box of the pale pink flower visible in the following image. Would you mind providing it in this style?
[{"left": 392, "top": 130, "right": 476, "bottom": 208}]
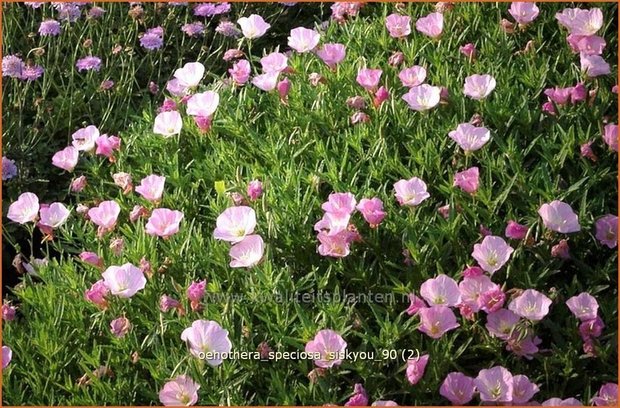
[
  {"left": 372, "top": 401, "right": 398, "bottom": 406},
  {"left": 153, "top": 111, "right": 183, "bottom": 137},
  {"left": 304, "top": 329, "right": 347, "bottom": 368},
  {"left": 322, "top": 192, "right": 357, "bottom": 216},
  {"left": 440, "top": 372, "right": 476, "bottom": 405},
  {"left": 317, "top": 230, "right": 354, "bottom": 258},
  {"left": 478, "top": 288, "right": 506, "bottom": 313},
  {"left": 2, "top": 346, "right": 12, "bottom": 369},
  {"left": 80, "top": 251, "right": 103, "bottom": 268},
  {"left": 538, "top": 200, "right": 581, "bottom": 233},
  {"left": 71, "top": 175, "right": 87, "bottom": 192},
  {"left": 448, "top": 123, "right": 490, "bottom": 152},
  {"left": 416, "top": 12, "right": 443, "bottom": 38},
  {"left": 603, "top": 123, "right": 618, "bottom": 152},
  {"left": 84, "top": 279, "right": 108, "bottom": 307},
  {"left": 39, "top": 202, "right": 70, "bottom": 228},
  {"left": 88, "top": 201, "right": 121, "bottom": 234},
  {"left": 7, "top": 192, "right": 40, "bottom": 224},
  {"left": 71, "top": 125, "right": 100, "bottom": 152},
  {"left": 252, "top": 72, "right": 279, "bottom": 92},
  {"left": 385, "top": 13, "right": 411, "bottom": 38},
  {"left": 394, "top": 177, "right": 430, "bottom": 206},
  {"left": 229, "top": 59, "right": 251, "bottom": 85},
  {"left": 551, "top": 239, "right": 571, "bottom": 259},
  {"left": 316, "top": 43, "right": 346, "bottom": 69},
  {"left": 166, "top": 78, "right": 189, "bottom": 97},
  {"left": 458, "top": 275, "right": 496, "bottom": 312},
  {"left": 145, "top": 208, "right": 184, "bottom": 238},
  {"left": 95, "top": 134, "right": 121, "bottom": 158},
  {"left": 581, "top": 54, "right": 610, "bottom": 77},
  {"left": 406, "top": 294, "right": 428, "bottom": 316},
  {"left": 260, "top": 52, "right": 288, "bottom": 74},
  {"left": 186, "top": 91, "right": 219, "bottom": 118},
  {"left": 567, "top": 34, "right": 606, "bottom": 55},
  {"left": 102, "top": 263, "right": 146, "bottom": 298},
  {"left": 398, "top": 66, "right": 426, "bottom": 88},
  {"left": 356, "top": 198, "right": 386, "bottom": 227},
  {"left": 356, "top": 68, "right": 382, "bottom": 91},
  {"left": 237, "top": 14, "right": 271, "bottom": 39},
  {"left": 314, "top": 211, "right": 350, "bottom": 235},
  {"left": 595, "top": 214, "right": 617, "bottom": 248},
  {"left": 508, "top": 289, "right": 552, "bottom": 321},
  {"left": 345, "top": 383, "right": 368, "bottom": 406},
  {"left": 556, "top": 8, "right": 603, "bottom": 36},
  {"left": 229, "top": 235, "right": 264, "bottom": 268},
  {"left": 512, "top": 374, "right": 540, "bottom": 404},
  {"left": 159, "top": 375, "right": 200, "bottom": 406},
  {"left": 402, "top": 84, "right": 441, "bottom": 111},
  {"left": 405, "top": 354, "right": 429, "bottom": 385},
  {"left": 566, "top": 292, "right": 599, "bottom": 321},
  {"left": 453, "top": 167, "right": 479, "bottom": 194},
  {"left": 160, "top": 295, "right": 181, "bottom": 312},
  {"left": 463, "top": 74, "right": 496, "bottom": 100},
  {"left": 181, "top": 320, "right": 232, "bottom": 366},
  {"left": 52, "top": 146, "right": 79, "bottom": 172},
  {"left": 213, "top": 206, "right": 257, "bottom": 243},
  {"left": 542, "top": 397, "right": 583, "bottom": 406},
  {"left": 113, "top": 172, "right": 133, "bottom": 194},
  {"left": 472, "top": 235, "right": 514, "bottom": 274},
  {"left": 173, "top": 62, "right": 205, "bottom": 88},
  {"left": 417, "top": 306, "right": 459, "bottom": 339},
  {"left": 509, "top": 2, "right": 540, "bottom": 25},
  {"left": 135, "top": 174, "right": 166, "bottom": 203},
  {"left": 592, "top": 383, "right": 617, "bottom": 406},
  {"left": 485, "top": 308, "right": 521, "bottom": 340},
  {"left": 474, "top": 366, "right": 513, "bottom": 403},
  {"left": 420, "top": 274, "right": 461, "bottom": 307},
  {"left": 288, "top": 27, "right": 320, "bottom": 53}
]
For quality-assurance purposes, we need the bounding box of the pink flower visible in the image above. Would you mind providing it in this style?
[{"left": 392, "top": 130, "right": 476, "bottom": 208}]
[
  {"left": 398, "top": 66, "right": 426, "bottom": 88},
  {"left": 416, "top": 12, "right": 443, "bottom": 38},
  {"left": 474, "top": 366, "right": 513, "bottom": 403},
  {"left": 566, "top": 292, "right": 599, "bottom": 321},
  {"left": 571, "top": 82, "right": 588, "bottom": 102},
  {"left": 153, "top": 111, "right": 183, "bottom": 137},
  {"left": 39, "top": 202, "right": 70, "bottom": 228},
  {"left": 542, "top": 398, "right": 583, "bottom": 406},
  {"left": 247, "top": 180, "right": 263, "bottom": 200},
  {"left": 322, "top": 192, "right": 357, "bottom": 215},
  {"left": 129, "top": 205, "right": 148, "bottom": 223},
  {"left": 507, "top": 331, "right": 542, "bottom": 360},
  {"left": 462, "top": 265, "right": 484, "bottom": 277},
  {"left": 486, "top": 308, "right": 521, "bottom": 340},
  {"left": 110, "top": 316, "right": 132, "bottom": 338},
  {"left": 405, "top": 354, "right": 429, "bottom": 385},
  {"left": 317, "top": 230, "right": 354, "bottom": 258},
  {"left": 2, "top": 303, "right": 16, "bottom": 321},
  {"left": 592, "top": 383, "right": 618, "bottom": 406},
  {"left": 385, "top": 13, "right": 411, "bottom": 38},
  {"left": 71, "top": 175, "right": 87, "bottom": 192},
  {"left": 595, "top": 214, "right": 617, "bottom": 248},
  {"left": 7, "top": 192, "right": 40, "bottom": 224},
  {"left": 186, "top": 91, "right": 219, "bottom": 118},
  {"left": 316, "top": 43, "right": 346, "bottom": 69},
  {"left": 288, "top": 27, "right": 320, "bottom": 53},
  {"left": 356, "top": 68, "right": 382, "bottom": 91},
  {"left": 542, "top": 101, "right": 557, "bottom": 116},
  {"left": 145, "top": 208, "right": 184, "bottom": 238},
  {"left": 579, "top": 316, "right": 605, "bottom": 339},
  {"left": 71, "top": 125, "right": 100, "bottom": 152},
  {"left": 356, "top": 198, "right": 386, "bottom": 227},
  {"left": 581, "top": 54, "right": 610, "bottom": 77},
  {"left": 304, "top": 329, "right": 347, "bottom": 368},
  {"left": 315, "top": 211, "right": 350, "bottom": 235},
  {"left": 52, "top": 146, "right": 79, "bottom": 172},
  {"left": 556, "top": 8, "right": 603, "bottom": 36},
  {"left": 394, "top": 177, "right": 430, "bottom": 206},
  {"left": 135, "top": 174, "right": 166, "bottom": 203},
  {"left": 102, "top": 263, "right": 146, "bottom": 298},
  {"left": 417, "top": 306, "right": 459, "bottom": 339},
  {"left": 459, "top": 43, "right": 476, "bottom": 59},
  {"left": 80, "top": 251, "right": 103, "bottom": 268},
  {"left": 213, "top": 206, "right": 256, "bottom": 243},
  {"left": 402, "top": 84, "right": 441, "bottom": 111},
  {"left": 406, "top": 294, "right": 427, "bottom": 316},
  {"left": 252, "top": 72, "right": 279, "bottom": 92},
  {"left": 160, "top": 295, "right": 181, "bottom": 312},
  {"left": 581, "top": 140, "right": 598, "bottom": 161},
  {"left": 373, "top": 86, "right": 389, "bottom": 108},
  {"left": 166, "top": 78, "right": 189, "bottom": 97},
  {"left": 511, "top": 374, "right": 539, "bottom": 404},
  {"left": 551, "top": 239, "right": 571, "bottom": 259},
  {"left": 159, "top": 375, "right": 200, "bottom": 406},
  {"left": 538, "top": 200, "right": 581, "bottom": 233},
  {"left": 84, "top": 279, "right": 109, "bottom": 307},
  {"left": 351, "top": 112, "right": 370, "bottom": 125},
  {"left": 181, "top": 320, "right": 232, "bottom": 365},
  {"left": 237, "top": 14, "right": 271, "bottom": 39},
  {"left": 603, "top": 123, "right": 618, "bottom": 152},
  {"left": 567, "top": 34, "right": 606, "bottom": 55},
  {"left": 472, "top": 235, "right": 514, "bottom": 274},
  {"left": 2, "top": 346, "right": 12, "bottom": 369},
  {"left": 95, "top": 134, "right": 121, "bottom": 158},
  {"left": 453, "top": 167, "right": 479, "bottom": 194},
  {"left": 277, "top": 78, "right": 290, "bottom": 103},
  {"left": 229, "top": 59, "right": 251, "bottom": 85},
  {"left": 88, "top": 200, "right": 121, "bottom": 235},
  {"left": 508, "top": 289, "right": 552, "bottom": 321},
  {"left": 260, "top": 52, "right": 288, "bottom": 74},
  {"left": 509, "top": 2, "right": 540, "bottom": 25},
  {"left": 187, "top": 280, "right": 207, "bottom": 303},
  {"left": 458, "top": 275, "right": 496, "bottom": 312},
  {"left": 345, "top": 383, "right": 369, "bottom": 406},
  {"left": 440, "top": 372, "right": 476, "bottom": 405},
  {"left": 420, "top": 274, "right": 461, "bottom": 307},
  {"left": 463, "top": 74, "right": 496, "bottom": 100},
  {"left": 478, "top": 288, "right": 506, "bottom": 313},
  {"left": 173, "top": 61, "right": 205, "bottom": 88},
  {"left": 505, "top": 220, "right": 528, "bottom": 240},
  {"left": 229, "top": 235, "right": 265, "bottom": 268},
  {"left": 544, "top": 86, "right": 572, "bottom": 105}
]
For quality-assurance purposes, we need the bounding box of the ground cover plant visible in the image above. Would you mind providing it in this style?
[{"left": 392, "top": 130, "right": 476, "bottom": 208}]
[{"left": 1, "top": 1, "right": 618, "bottom": 406}]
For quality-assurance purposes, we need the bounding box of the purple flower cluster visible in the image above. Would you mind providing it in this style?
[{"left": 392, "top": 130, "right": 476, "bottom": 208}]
[
  {"left": 140, "top": 26, "right": 164, "bottom": 51},
  {"left": 75, "top": 56, "right": 102, "bottom": 72},
  {"left": 192, "top": 2, "right": 230, "bottom": 17},
  {"left": 2, "top": 55, "right": 44, "bottom": 81}
]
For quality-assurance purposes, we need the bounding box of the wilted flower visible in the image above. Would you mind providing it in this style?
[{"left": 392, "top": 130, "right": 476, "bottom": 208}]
[
  {"left": 247, "top": 180, "right": 263, "bottom": 200},
  {"left": 229, "top": 59, "right": 251, "bottom": 85},
  {"left": 505, "top": 220, "right": 528, "bottom": 240},
  {"left": 459, "top": 43, "right": 476, "bottom": 59},
  {"left": 110, "top": 317, "right": 132, "bottom": 338},
  {"left": 345, "top": 383, "right": 369, "bottom": 406},
  {"left": 113, "top": 172, "right": 133, "bottom": 194},
  {"left": 591, "top": 383, "right": 618, "bottom": 406},
  {"left": 551, "top": 239, "right": 571, "bottom": 259}
]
